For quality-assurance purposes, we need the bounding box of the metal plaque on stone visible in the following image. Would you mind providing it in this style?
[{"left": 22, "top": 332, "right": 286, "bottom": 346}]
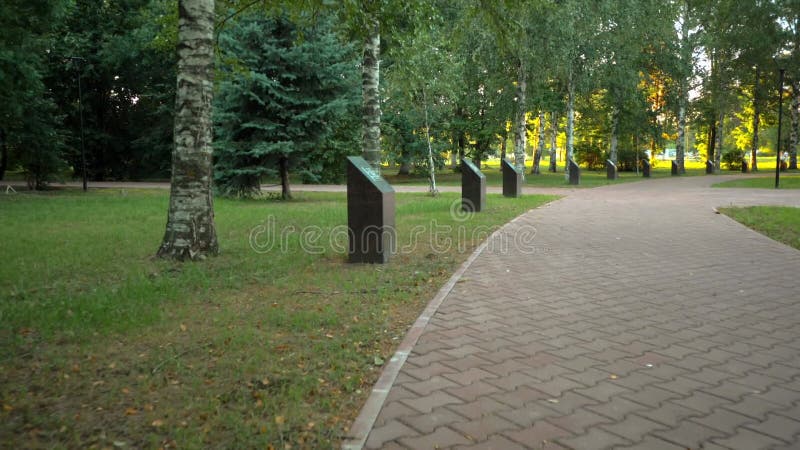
[
  {"left": 568, "top": 159, "right": 580, "bottom": 185},
  {"left": 606, "top": 159, "right": 618, "bottom": 180},
  {"left": 461, "top": 158, "right": 485, "bottom": 212},
  {"left": 501, "top": 158, "right": 522, "bottom": 197},
  {"left": 347, "top": 156, "right": 395, "bottom": 264}
]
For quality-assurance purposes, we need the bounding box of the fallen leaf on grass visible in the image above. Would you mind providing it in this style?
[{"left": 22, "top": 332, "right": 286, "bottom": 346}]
[
  {"left": 151, "top": 419, "right": 164, "bottom": 427},
  {"left": 179, "top": 324, "right": 187, "bottom": 332},
  {"left": 373, "top": 356, "right": 385, "bottom": 366},
  {"left": 274, "top": 415, "right": 285, "bottom": 425},
  {"left": 124, "top": 408, "right": 138, "bottom": 416}
]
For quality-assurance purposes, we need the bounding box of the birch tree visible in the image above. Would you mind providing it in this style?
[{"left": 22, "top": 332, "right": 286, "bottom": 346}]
[{"left": 157, "top": 0, "right": 218, "bottom": 260}]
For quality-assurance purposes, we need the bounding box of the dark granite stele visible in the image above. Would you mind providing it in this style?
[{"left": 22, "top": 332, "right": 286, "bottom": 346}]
[
  {"left": 346, "top": 156, "right": 396, "bottom": 264},
  {"left": 501, "top": 158, "right": 523, "bottom": 198},
  {"left": 461, "top": 158, "right": 486, "bottom": 212},
  {"left": 642, "top": 159, "right": 651, "bottom": 178},
  {"left": 671, "top": 160, "right": 679, "bottom": 176},
  {"left": 706, "top": 160, "right": 715, "bottom": 174},
  {"left": 568, "top": 159, "right": 581, "bottom": 185},
  {"left": 742, "top": 160, "right": 749, "bottom": 173},
  {"left": 606, "top": 159, "right": 618, "bottom": 180}
]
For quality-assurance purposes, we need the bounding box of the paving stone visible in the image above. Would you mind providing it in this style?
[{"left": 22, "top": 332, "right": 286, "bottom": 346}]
[
  {"left": 398, "top": 406, "right": 467, "bottom": 434},
  {"left": 443, "top": 396, "right": 511, "bottom": 421},
  {"left": 547, "top": 409, "right": 612, "bottom": 433},
  {"left": 365, "top": 420, "right": 417, "bottom": 449},
  {"left": 653, "top": 421, "right": 727, "bottom": 449},
  {"left": 449, "top": 415, "right": 519, "bottom": 442},
  {"left": 398, "top": 426, "right": 472, "bottom": 449},
  {"left": 401, "top": 391, "right": 463, "bottom": 413},
  {"left": 690, "top": 408, "right": 756, "bottom": 434},
  {"left": 586, "top": 396, "right": 649, "bottom": 420},
  {"left": 743, "top": 413, "right": 800, "bottom": 442},
  {"left": 618, "top": 436, "right": 688, "bottom": 450},
  {"left": 453, "top": 435, "right": 527, "bottom": 450},
  {"left": 712, "top": 428, "right": 785, "bottom": 450},
  {"left": 502, "top": 422, "right": 571, "bottom": 447},
  {"left": 557, "top": 427, "right": 632, "bottom": 450},
  {"left": 636, "top": 403, "right": 702, "bottom": 427}
]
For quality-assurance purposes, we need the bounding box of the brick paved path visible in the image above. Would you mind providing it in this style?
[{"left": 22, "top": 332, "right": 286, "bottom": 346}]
[{"left": 347, "top": 175, "right": 800, "bottom": 450}]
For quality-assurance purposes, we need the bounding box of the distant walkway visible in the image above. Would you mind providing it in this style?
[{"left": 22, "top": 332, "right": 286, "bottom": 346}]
[
  {"left": 0, "top": 180, "right": 575, "bottom": 196},
  {"left": 345, "top": 175, "right": 800, "bottom": 450}
]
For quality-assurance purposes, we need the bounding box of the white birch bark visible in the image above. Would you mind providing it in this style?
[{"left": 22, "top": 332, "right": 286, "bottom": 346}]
[
  {"left": 610, "top": 106, "right": 619, "bottom": 164},
  {"left": 565, "top": 75, "right": 575, "bottom": 182},
  {"left": 362, "top": 18, "right": 381, "bottom": 170},
  {"left": 790, "top": 81, "right": 799, "bottom": 170},
  {"left": 513, "top": 61, "right": 527, "bottom": 176},
  {"left": 714, "top": 112, "right": 724, "bottom": 172},
  {"left": 549, "top": 111, "right": 558, "bottom": 172},
  {"left": 158, "top": 0, "right": 218, "bottom": 260}
]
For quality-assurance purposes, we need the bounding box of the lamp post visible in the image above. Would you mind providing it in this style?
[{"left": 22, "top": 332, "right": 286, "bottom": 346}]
[{"left": 775, "top": 68, "right": 785, "bottom": 189}]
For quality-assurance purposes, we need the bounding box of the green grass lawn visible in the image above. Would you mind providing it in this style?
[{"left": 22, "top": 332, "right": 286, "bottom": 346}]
[
  {"left": 720, "top": 206, "right": 800, "bottom": 250},
  {"left": 713, "top": 174, "right": 800, "bottom": 189},
  {"left": 0, "top": 188, "right": 556, "bottom": 448}
]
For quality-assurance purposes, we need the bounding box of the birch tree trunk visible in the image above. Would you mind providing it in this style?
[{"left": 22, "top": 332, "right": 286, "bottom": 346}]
[
  {"left": 157, "top": 0, "right": 218, "bottom": 261},
  {"left": 676, "top": 100, "right": 686, "bottom": 174},
  {"left": 790, "top": 81, "right": 799, "bottom": 170},
  {"left": 609, "top": 106, "right": 619, "bottom": 164},
  {"left": 549, "top": 111, "right": 558, "bottom": 172},
  {"left": 362, "top": 18, "right": 381, "bottom": 170},
  {"left": 422, "top": 88, "right": 437, "bottom": 195},
  {"left": 714, "top": 112, "right": 724, "bottom": 172},
  {"left": 513, "top": 61, "right": 527, "bottom": 176},
  {"left": 565, "top": 75, "right": 575, "bottom": 182},
  {"left": 532, "top": 111, "right": 545, "bottom": 174},
  {"left": 751, "top": 66, "right": 760, "bottom": 171}
]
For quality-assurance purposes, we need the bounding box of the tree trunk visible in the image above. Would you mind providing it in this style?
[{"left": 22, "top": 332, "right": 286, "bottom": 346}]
[
  {"left": 609, "top": 106, "right": 619, "bottom": 164},
  {"left": 714, "top": 112, "right": 723, "bottom": 172},
  {"left": 565, "top": 75, "right": 575, "bottom": 182},
  {"left": 422, "top": 87, "right": 437, "bottom": 195},
  {"left": 549, "top": 111, "right": 558, "bottom": 172},
  {"left": 279, "top": 155, "right": 292, "bottom": 200},
  {"left": 499, "top": 130, "right": 507, "bottom": 161},
  {"left": 676, "top": 100, "right": 686, "bottom": 174},
  {"left": 0, "top": 128, "right": 7, "bottom": 181},
  {"left": 751, "top": 66, "right": 760, "bottom": 171},
  {"left": 361, "top": 18, "right": 381, "bottom": 170},
  {"left": 790, "top": 81, "right": 799, "bottom": 170},
  {"left": 708, "top": 120, "right": 716, "bottom": 162},
  {"left": 513, "top": 60, "right": 527, "bottom": 175},
  {"left": 158, "top": 0, "right": 218, "bottom": 261},
  {"left": 533, "top": 111, "right": 545, "bottom": 174},
  {"left": 397, "top": 159, "right": 410, "bottom": 175}
]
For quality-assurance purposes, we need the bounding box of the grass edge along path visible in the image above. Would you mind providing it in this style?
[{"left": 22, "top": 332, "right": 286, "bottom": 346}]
[
  {"left": 0, "top": 189, "right": 557, "bottom": 449},
  {"left": 719, "top": 205, "right": 800, "bottom": 251},
  {"left": 713, "top": 174, "right": 800, "bottom": 189}
]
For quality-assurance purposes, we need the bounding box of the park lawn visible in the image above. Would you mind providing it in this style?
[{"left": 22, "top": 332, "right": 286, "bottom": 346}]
[
  {"left": 713, "top": 174, "right": 800, "bottom": 189},
  {"left": 720, "top": 206, "right": 800, "bottom": 250},
  {"left": 0, "top": 188, "right": 556, "bottom": 449}
]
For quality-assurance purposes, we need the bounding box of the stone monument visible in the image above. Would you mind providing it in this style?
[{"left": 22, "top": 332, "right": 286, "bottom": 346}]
[
  {"left": 347, "top": 156, "right": 395, "bottom": 264},
  {"left": 706, "top": 160, "right": 714, "bottom": 174},
  {"left": 642, "top": 159, "right": 651, "bottom": 178},
  {"left": 501, "top": 158, "right": 522, "bottom": 198},
  {"left": 461, "top": 158, "right": 485, "bottom": 212},
  {"left": 742, "top": 161, "right": 749, "bottom": 173},
  {"left": 671, "top": 160, "right": 679, "bottom": 176},
  {"left": 568, "top": 159, "right": 580, "bottom": 185},
  {"left": 606, "top": 159, "right": 618, "bottom": 180}
]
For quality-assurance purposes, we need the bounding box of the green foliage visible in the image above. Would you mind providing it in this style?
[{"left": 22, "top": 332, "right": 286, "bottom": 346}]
[
  {"left": 721, "top": 148, "right": 744, "bottom": 170},
  {"left": 213, "top": 14, "right": 360, "bottom": 197},
  {"left": 573, "top": 141, "right": 605, "bottom": 170}
]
